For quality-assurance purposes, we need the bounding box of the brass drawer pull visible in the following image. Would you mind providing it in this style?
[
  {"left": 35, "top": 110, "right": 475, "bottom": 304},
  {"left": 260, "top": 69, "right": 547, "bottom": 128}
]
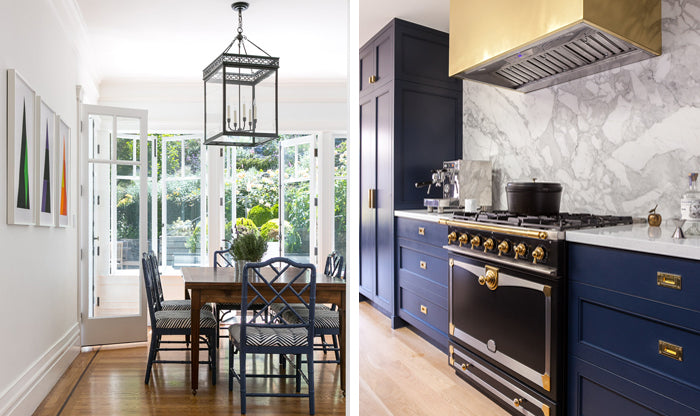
[
  {"left": 419, "top": 261, "right": 427, "bottom": 270},
  {"left": 368, "top": 75, "right": 378, "bottom": 84},
  {"left": 368, "top": 189, "right": 376, "bottom": 209},
  {"left": 420, "top": 305, "right": 427, "bottom": 314},
  {"left": 418, "top": 227, "right": 425, "bottom": 235},
  {"left": 659, "top": 340, "right": 683, "bottom": 361},
  {"left": 657, "top": 272, "right": 681, "bottom": 290}
]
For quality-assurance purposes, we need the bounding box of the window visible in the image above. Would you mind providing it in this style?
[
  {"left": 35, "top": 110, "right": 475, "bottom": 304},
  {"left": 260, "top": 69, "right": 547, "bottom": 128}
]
[{"left": 333, "top": 136, "right": 347, "bottom": 259}]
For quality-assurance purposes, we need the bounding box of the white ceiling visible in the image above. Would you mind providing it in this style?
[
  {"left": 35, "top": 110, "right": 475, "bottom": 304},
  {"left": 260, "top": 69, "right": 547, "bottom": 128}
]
[
  {"left": 75, "top": 0, "right": 349, "bottom": 83},
  {"left": 358, "top": 0, "right": 450, "bottom": 47}
]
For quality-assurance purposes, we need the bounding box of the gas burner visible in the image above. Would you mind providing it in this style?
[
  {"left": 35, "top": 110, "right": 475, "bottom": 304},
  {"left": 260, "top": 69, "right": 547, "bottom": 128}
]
[{"left": 452, "top": 211, "right": 633, "bottom": 231}]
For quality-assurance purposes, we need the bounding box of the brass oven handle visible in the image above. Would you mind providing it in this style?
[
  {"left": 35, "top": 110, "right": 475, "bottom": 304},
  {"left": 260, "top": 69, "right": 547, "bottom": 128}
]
[
  {"left": 478, "top": 269, "right": 498, "bottom": 290},
  {"left": 513, "top": 398, "right": 523, "bottom": 407},
  {"left": 368, "top": 189, "right": 376, "bottom": 209}
]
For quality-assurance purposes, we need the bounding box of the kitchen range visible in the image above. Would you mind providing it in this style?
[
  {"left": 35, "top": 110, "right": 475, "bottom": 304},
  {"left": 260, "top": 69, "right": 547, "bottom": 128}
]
[{"left": 440, "top": 210, "right": 633, "bottom": 416}]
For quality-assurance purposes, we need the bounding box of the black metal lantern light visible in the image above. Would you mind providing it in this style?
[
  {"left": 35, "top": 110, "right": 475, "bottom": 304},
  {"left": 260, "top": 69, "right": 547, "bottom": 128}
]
[{"left": 203, "top": 2, "right": 279, "bottom": 147}]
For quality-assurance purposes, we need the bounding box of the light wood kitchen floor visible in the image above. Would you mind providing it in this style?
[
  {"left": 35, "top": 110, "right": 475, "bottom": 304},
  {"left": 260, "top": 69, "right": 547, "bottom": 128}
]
[
  {"left": 33, "top": 333, "right": 345, "bottom": 415},
  {"left": 359, "top": 301, "right": 509, "bottom": 416}
]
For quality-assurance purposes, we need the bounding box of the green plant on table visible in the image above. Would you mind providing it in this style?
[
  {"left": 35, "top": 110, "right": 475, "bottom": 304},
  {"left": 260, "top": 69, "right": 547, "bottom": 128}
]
[{"left": 229, "top": 224, "right": 267, "bottom": 262}]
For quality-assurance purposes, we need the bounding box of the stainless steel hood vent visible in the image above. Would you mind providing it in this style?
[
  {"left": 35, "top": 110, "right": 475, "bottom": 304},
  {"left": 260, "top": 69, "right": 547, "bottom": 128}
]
[{"left": 449, "top": 0, "right": 661, "bottom": 93}]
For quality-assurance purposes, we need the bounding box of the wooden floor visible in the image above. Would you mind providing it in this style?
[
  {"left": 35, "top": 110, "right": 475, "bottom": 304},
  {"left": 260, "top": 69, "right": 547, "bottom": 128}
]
[
  {"left": 33, "top": 333, "right": 345, "bottom": 415},
  {"left": 359, "top": 301, "right": 509, "bottom": 416}
]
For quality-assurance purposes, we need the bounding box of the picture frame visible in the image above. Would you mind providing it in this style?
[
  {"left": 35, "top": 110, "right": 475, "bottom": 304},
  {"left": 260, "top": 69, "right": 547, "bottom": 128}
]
[
  {"left": 37, "top": 98, "right": 56, "bottom": 227},
  {"left": 56, "top": 117, "right": 71, "bottom": 227},
  {"left": 6, "top": 69, "right": 36, "bottom": 225}
]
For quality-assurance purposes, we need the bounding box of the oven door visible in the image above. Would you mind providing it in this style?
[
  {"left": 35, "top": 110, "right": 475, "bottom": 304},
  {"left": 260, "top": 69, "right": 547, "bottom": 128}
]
[{"left": 448, "top": 252, "right": 560, "bottom": 399}]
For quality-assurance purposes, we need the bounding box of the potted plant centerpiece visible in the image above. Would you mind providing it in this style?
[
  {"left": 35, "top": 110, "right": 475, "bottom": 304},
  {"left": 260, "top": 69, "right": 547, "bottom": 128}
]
[{"left": 229, "top": 221, "right": 268, "bottom": 277}]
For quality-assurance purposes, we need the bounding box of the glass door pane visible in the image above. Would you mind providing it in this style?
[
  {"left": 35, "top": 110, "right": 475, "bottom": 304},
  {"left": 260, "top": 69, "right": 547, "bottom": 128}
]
[{"left": 280, "top": 135, "right": 316, "bottom": 263}]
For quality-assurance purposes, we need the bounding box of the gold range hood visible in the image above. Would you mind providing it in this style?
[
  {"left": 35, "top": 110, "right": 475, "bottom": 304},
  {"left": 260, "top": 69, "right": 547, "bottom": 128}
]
[{"left": 449, "top": 0, "right": 661, "bottom": 92}]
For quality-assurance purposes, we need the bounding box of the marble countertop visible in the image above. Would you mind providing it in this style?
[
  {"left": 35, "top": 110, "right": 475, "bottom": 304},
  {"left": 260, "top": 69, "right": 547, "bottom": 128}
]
[
  {"left": 566, "top": 222, "right": 700, "bottom": 260},
  {"left": 394, "top": 209, "right": 454, "bottom": 223}
]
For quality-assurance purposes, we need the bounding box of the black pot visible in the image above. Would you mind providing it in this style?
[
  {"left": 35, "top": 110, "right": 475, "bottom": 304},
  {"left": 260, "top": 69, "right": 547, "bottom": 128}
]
[{"left": 506, "top": 181, "right": 563, "bottom": 215}]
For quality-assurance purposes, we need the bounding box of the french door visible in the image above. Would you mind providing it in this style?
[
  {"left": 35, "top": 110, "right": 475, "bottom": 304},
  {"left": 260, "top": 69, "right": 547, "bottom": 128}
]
[
  {"left": 80, "top": 104, "right": 148, "bottom": 346},
  {"left": 279, "top": 135, "right": 317, "bottom": 263}
]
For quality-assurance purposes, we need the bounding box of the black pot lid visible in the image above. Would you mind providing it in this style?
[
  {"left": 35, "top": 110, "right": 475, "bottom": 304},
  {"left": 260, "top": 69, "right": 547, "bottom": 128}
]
[{"left": 506, "top": 181, "right": 563, "bottom": 192}]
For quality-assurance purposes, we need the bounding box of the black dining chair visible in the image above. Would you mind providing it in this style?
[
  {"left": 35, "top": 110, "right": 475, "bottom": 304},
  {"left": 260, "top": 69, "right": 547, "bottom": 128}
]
[
  {"left": 228, "top": 257, "right": 316, "bottom": 414},
  {"left": 141, "top": 255, "right": 218, "bottom": 385}
]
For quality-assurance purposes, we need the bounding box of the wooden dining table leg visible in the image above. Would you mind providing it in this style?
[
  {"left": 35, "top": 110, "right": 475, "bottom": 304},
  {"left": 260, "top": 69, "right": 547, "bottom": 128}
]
[
  {"left": 339, "top": 291, "right": 346, "bottom": 394},
  {"left": 190, "top": 289, "right": 201, "bottom": 394}
]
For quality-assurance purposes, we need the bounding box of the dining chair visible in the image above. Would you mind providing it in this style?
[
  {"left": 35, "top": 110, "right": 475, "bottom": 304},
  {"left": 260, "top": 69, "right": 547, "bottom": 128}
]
[
  {"left": 147, "top": 251, "right": 213, "bottom": 314},
  {"left": 228, "top": 257, "right": 316, "bottom": 415},
  {"left": 275, "top": 252, "right": 343, "bottom": 364},
  {"left": 141, "top": 255, "right": 218, "bottom": 385},
  {"left": 213, "top": 249, "right": 268, "bottom": 327}
]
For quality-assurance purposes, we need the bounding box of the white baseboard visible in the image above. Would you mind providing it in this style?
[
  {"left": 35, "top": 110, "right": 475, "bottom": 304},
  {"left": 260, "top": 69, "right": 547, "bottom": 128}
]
[{"left": 0, "top": 323, "right": 80, "bottom": 416}]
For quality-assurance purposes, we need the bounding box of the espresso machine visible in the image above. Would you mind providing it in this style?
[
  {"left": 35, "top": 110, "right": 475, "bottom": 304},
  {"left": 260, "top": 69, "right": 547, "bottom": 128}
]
[{"left": 415, "top": 160, "right": 461, "bottom": 213}]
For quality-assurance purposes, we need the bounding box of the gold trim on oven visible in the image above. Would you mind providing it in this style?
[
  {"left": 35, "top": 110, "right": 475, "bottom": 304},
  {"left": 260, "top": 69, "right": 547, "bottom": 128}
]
[
  {"left": 439, "top": 219, "right": 549, "bottom": 240},
  {"left": 541, "top": 374, "right": 551, "bottom": 391}
]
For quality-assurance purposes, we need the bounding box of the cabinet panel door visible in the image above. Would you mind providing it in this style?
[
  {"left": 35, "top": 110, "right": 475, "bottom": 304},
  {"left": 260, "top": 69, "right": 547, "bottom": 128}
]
[
  {"left": 359, "top": 94, "right": 377, "bottom": 298},
  {"left": 359, "top": 45, "right": 375, "bottom": 95},
  {"left": 375, "top": 86, "right": 394, "bottom": 312},
  {"left": 393, "top": 81, "right": 462, "bottom": 209}
]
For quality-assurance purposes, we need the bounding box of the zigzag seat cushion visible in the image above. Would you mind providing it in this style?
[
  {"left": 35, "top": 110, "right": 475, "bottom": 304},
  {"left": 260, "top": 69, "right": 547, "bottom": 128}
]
[
  {"left": 269, "top": 303, "right": 332, "bottom": 314},
  {"left": 162, "top": 299, "right": 214, "bottom": 313},
  {"left": 154, "top": 310, "right": 217, "bottom": 329},
  {"left": 281, "top": 308, "right": 339, "bottom": 329},
  {"left": 229, "top": 324, "right": 309, "bottom": 347}
]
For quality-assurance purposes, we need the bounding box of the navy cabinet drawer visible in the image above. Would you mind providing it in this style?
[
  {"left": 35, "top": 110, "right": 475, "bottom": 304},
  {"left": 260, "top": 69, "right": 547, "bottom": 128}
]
[
  {"left": 569, "top": 243, "right": 700, "bottom": 313},
  {"left": 397, "top": 238, "right": 448, "bottom": 287},
  {"left": 395, "top": 217, "right": 447, "bottom": 247},
  {"left": 569, "top": 357, "right": 699, "bottom": 416},
  {"left": 397, "top": 270, "right": 447, "bottom": 310},
  {"left": 570, "top": 281, "right": 700, "bottom": 409},
  {"left": 399, "top": 285, "right": 448, "bottom": 334}
]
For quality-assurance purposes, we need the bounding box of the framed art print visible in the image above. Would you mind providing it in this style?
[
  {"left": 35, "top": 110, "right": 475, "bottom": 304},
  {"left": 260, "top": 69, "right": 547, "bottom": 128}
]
[
  {"left": 6, "top": 69, "right": 36, "bottom": 225},
  {"left": 37, "top": 98, "right": 56, "bottom": 226},
  {"left": 57, "top": 117, "right": 70, "bottom": 227}
]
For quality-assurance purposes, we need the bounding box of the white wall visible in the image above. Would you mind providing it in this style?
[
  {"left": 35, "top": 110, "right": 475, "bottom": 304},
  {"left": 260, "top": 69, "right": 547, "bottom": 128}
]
[
  {"left": 462, "top": 0, "right": 700, "bottom": 219},
  {"left": 98, "top": 79, "right": 348, "bottom": 133},
  {"left": 0, "top": 0, "right": 97, "bottom": 414}
]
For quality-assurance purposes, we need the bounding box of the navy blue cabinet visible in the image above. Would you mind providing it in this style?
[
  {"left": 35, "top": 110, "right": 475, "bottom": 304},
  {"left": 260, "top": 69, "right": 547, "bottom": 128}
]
[
  {"left": 359, "top": 18, "right": 462, "bottom": 320},
  {"left": 395, "top": 217, "right": 449, "bottom": 351},
  {"left": 568, "top": 243, "right": 700, "bottom": 416}
]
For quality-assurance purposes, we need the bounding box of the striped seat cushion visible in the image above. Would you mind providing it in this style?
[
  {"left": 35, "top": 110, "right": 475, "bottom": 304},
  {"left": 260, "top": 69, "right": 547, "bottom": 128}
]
[
  {"left": 217, "top": 302, "right": 267, "bottom": 310},
  {"left": 229, "top": 324, "right": 309, "bottom": 347},
  {"left": 154, "top": 310, "right": 217, "bottom": 329},
  {"left": 270, "top": 303, "right": 332, "bottom": 314},
  {"left": 162, "top": 300, "right": 214, "bottom": 313},
  {"left": 281, "top": 308, "right": 339, "bottom": 329}
]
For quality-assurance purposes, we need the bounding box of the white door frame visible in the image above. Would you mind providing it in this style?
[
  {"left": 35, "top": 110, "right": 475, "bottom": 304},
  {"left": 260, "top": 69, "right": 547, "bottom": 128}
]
[{"left": 79, "top": 104, "right": 148, "bottom": 346}]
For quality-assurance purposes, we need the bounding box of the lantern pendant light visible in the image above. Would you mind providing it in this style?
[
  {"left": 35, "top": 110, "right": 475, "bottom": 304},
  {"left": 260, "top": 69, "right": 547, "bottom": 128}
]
[{"left": 203, "top": 1, "right": 279, "bottom": 147}]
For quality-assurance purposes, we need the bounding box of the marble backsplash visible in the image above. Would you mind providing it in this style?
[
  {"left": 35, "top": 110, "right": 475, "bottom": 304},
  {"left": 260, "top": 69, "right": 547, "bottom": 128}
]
[{"left": 461, "top": 0, "right": 700, "bottom": 221}]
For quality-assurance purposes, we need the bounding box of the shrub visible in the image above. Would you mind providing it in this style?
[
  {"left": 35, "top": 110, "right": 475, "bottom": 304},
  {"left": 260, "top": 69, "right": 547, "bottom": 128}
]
[
  {"left": 248, "top": 205, "right": 274, "bottom": 227},
  {"left": 260, "top": 219, "right": 279, "bottom": 241},
  {"left": 236, "top": 217, "right": 257, "bottom": 232}
]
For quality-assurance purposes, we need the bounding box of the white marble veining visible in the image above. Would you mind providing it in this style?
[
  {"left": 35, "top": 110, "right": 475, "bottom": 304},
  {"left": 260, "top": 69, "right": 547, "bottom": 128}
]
[
  {"left": 459, "top": 160, "right": 493, "bottom": 206},
  {"left": 566, "top": 222, "right": 700, "bottom": 260},
  {"left": 462, "top": 0, "right": 700, "bottom": 220},
  {"left": 394, "top": 209, "right": 454, "bottom": 223}
]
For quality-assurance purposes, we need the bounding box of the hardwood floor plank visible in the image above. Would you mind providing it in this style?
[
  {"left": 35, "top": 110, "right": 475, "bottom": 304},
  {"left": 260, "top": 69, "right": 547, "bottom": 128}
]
[
  {"left": 34, "top": 335, "right": 344, "bottom": 415},
  {"left": 359, "top": 301, "right": 509, "bottom": 416}
]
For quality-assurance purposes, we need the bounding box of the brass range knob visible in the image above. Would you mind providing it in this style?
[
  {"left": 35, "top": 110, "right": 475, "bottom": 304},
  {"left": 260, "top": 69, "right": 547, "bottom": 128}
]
[
  {"left": 478, "top": 269, "right": 498, "bottom": 290},
  {"left": 483, "top": 238, "right": 494, "bottom": 252},
  {"left": 514, "top": 243, "right": 527, "bottom": 260},
  {"left": 448, "top": 232, "right": 457, "bottom": 244},
  {"left": 532, "top": 246, "right": 545, "bottom": 264},
  {"left": 497, "top": 241, "right": 509, "bottom": 256},
  {"left": 470, "top": 235, "right": 481, "bottom": 249},
  {"left": 458, "top": 233, "right": 469, "bottom": 247},
  {"left": 513, "top": 398, "right": 523, "bottom": 407}
]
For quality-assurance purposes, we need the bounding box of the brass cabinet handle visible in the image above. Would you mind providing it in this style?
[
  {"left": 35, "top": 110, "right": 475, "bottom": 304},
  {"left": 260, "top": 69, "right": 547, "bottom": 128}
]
[
  {"left": 368, "top": 75, "right": 378, "bottom": 84},
  {"left": 420, "top": 261, "right": 427, "bottom": 270},
  {"left": 659, "top": 340, "right": 683, "bottom": 361},
  {"left": 368, "top": 189, "right": 376, "bottom": 209},
  {"left": 420, "top": 305, "right": 427, "bottom": 314},
  {"left": 418, "top": 227, "right": 425, "bottom": 235},
  {"left": 657, "top": 272, "right": 681, "bottom": 290}
]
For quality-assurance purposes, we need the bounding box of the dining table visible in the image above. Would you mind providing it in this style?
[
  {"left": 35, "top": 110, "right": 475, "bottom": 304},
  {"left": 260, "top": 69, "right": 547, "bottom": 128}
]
[{"left": 181, "top": 265, "right": 346, "bottom": 395}]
